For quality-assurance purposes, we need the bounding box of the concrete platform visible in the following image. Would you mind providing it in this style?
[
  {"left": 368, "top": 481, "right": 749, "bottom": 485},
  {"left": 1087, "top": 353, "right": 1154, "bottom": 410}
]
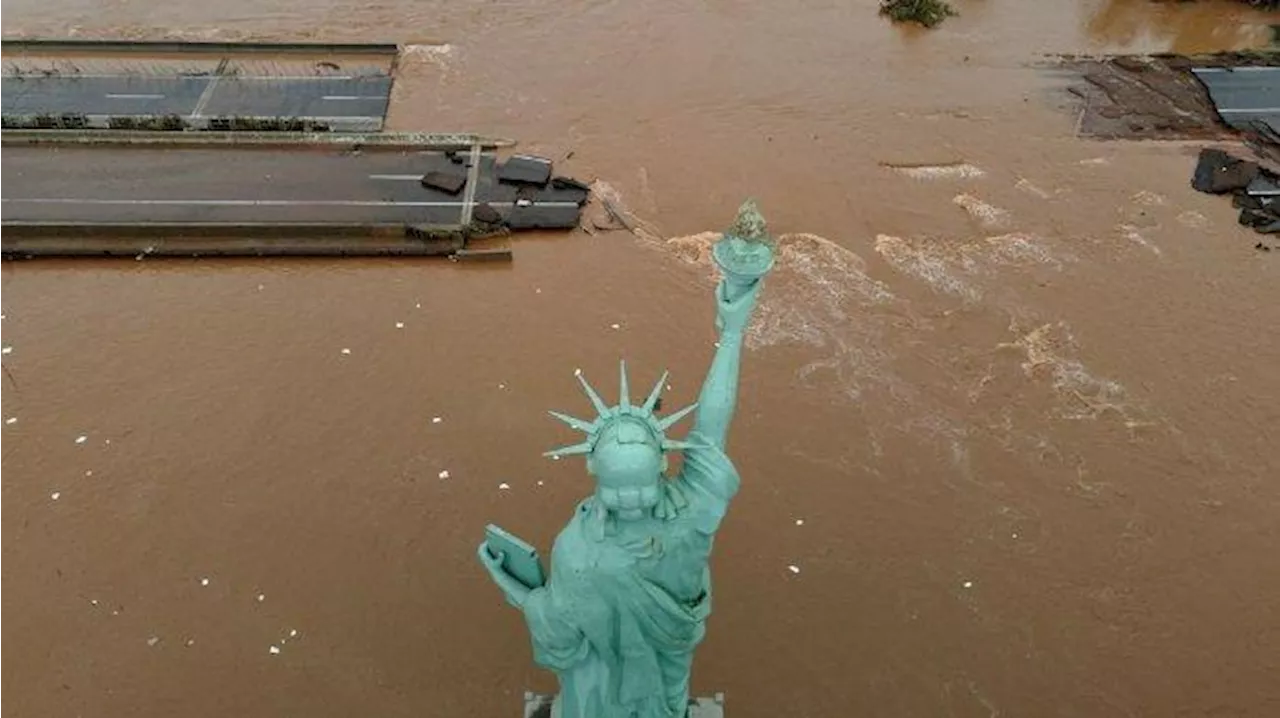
[
  {"left": 523, "top": 692, "right": 725, "bottom": 718},
  {"left": 1192, "top": 66, "right": 1280, "bottom": 134}
]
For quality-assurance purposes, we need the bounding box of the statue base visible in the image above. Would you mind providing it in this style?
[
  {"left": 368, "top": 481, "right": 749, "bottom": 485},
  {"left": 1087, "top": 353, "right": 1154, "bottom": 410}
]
[{"left": 523, "top": 692, "right": 725, "bottom": 718}]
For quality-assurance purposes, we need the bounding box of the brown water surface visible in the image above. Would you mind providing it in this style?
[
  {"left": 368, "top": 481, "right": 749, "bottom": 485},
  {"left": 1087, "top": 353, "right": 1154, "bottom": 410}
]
[{"left": 4, "top": 1, "right": 1280, "bottom": 716}]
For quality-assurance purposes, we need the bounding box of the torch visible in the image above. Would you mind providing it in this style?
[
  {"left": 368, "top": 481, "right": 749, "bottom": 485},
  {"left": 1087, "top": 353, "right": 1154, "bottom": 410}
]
[{"left": 712, "top": 198, "right": 777, "bottom": 302}]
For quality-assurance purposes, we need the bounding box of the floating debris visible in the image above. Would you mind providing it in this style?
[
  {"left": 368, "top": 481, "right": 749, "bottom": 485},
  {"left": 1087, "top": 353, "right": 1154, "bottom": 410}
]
[
  {"left": 395, "top": 322, "right": 405, "bottom": 329},
  {"left": 85, "top": 470, "right": 93, "bottom": 477},
  {"left": 185, "top": 638, "right": 196, "bottom": 647},
  {"left": 432, "top": 417, "right": 443, "bottom": 424},
  {"left": 200, "top": 577, "right": 210, "bottom": 587},
  {"left": 1, "top": 346, "right": 11, "bottom": 355},
  {"left": 5, "top": 417, "right": 16, "bottom": 425},
  {"left": 438, "top": 470, "right": 450, "bottom": 479},
  {"left": 498, "top": 383, "right": 506, "bottom": 389},
  {"left": 257, "top": 594, "right": 266, "bottom": 602},
  {"left": 147, "top": 636, "right": 161, "bottom": 647},
  {"left": 610, "top": 323, "right": 621, "bottom": 330},
  {"left": 269, "top": 645, "right": 281, "bottom": 655},
  {"left": 795, "top": 519, "right": 805, "bottom": 526},
  {"left": 51, "top": 491, "right": 61, "bottom": 500},
  {"left": 75, "top": 435, "right": 87, "bottom": 444},
  {"left": 879, "top": 0, "right": 956, "bottom": 28},
  {"left": 90, "top": 599, "right": 99, "bottom": 606},
  {"left": 962, "top": 580, "right": 974, "bottom": 589},
  {"left": 289, "top": 629, "right": 298, "bottom": 638},
  {"left": 787, "top": 565, "right": 801, "bottom": 574},
  {"left": 498, "top": 482, "right": 511, "bottom": 490},
  {"left": 340, "top": 348, "right": 352, "bottom": 355},
  {"left": 415, "top": 302, "right": 422, "bottom": 309}
]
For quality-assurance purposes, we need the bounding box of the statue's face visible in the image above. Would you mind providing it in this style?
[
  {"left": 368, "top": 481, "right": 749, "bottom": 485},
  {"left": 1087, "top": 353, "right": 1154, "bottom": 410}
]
[{"left": 587, "top": 419, "right": 665, "bottom": 520}]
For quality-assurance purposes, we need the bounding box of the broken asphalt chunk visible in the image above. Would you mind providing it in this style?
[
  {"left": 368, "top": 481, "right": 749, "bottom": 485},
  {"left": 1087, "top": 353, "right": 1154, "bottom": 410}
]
[
  {"left": 420, "top": 171, "right": 467, "bottom": 195},
  {"left": 472, "top": 202, "right": 503, "bottom": 225},
  {"left": 498, "top": 154, "right": 553, "bottom": 186},
  {"left": 1191, "top": 149, "right": 1259, "bottom": 194},
  {"left": 504, "top": 204, "right": 582, "bottom": 230}
]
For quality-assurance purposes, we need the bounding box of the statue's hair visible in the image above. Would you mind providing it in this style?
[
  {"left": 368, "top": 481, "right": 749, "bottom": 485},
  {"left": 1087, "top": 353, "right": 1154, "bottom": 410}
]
[{"left": 544, "top": 362, "right": 704, "bottom": 459}]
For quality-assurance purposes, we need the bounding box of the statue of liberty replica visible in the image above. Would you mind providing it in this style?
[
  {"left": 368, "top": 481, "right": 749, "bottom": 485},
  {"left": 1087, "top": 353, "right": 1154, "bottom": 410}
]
[{"left": 478, "top": 200, "right": 775, "bottom": 718}]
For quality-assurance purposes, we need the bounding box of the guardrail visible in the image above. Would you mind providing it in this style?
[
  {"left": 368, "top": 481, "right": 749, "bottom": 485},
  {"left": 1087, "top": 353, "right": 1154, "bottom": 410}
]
[{"left": 0, "top": 39, "right": 401, "bottom": 55}]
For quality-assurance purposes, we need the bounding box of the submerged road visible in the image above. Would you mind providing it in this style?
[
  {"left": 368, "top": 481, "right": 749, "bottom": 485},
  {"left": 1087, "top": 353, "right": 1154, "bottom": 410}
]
[
  {"left": 1, "top": 75, "right": 392, "bottom": 130},
  {"left": 1, "top": 147, "right": 584, "bottom": 226}
]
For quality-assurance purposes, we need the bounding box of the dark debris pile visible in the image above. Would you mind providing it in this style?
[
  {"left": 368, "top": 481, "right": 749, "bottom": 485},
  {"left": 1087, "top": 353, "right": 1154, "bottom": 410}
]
[{"left": 1191, "top": 148, "right": 1278, "bottom": 250}]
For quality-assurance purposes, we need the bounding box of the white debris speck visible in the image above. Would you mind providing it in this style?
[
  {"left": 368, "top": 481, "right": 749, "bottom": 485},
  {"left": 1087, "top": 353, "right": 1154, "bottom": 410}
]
[
  {"left": 85, "top": 470, "right": 93, "bottom": 477},
  {"left": 289, "top": 629, "right": 298, "bottom": 638},
  {"left": 269, "top": 645, "right": 281, "bottom": 655},
  {"left": 340, "top": 348, "right": 352, "bottom": 355},
  {"left": 185, "top": 638, "right": 196, "bottom": 647},
  {"left": 2, "top": 346, "right": 12, "bottom": 355},
  {"left": 415, "top": 302, "right": 421, "bottom": 309},
  {"left": 5, "top": 417, "right": 15, "bottom": 425},
  {"left": 51, "top": 491, "right": 61, "bottom": 500},
  {"left": 498, "top": 383, "right": 506, "bottom": 389},
  {"left": 962, "top": 580, "right": 974, "bottom": 589},
  {"left": 395, "top": 322, "right": 405, "bottom": 329},
  {"left": 147, "top": 636, "right": 160, "bottom": 647},
  {"left": 573, "top": 367, "right": 582, "bottom": 376},
  {"left": 438, "top": 470, "right": 450, "bottom": 479},
  {"left": 432, "top": 417, "right": 443, "bottom": 424},
  {"left": 90, "top": 599, "right": 99, "bottom": 606},
  {"left": 75, "top": 435, "right": 88, "bottom": 444},
  {"left": 104, "top": 439, "right": 111, "bottom": 445},
  {"left": 498, "top": 482, "right": 510, "bottom": 490},
  {"left": 1011, "top": 533, "right": 1019, "bottom": 539},
  {"left": 537, "top": 480, "right": 545, "bottom": 486},
  {"left": 795, "top": 519, "right": 805, "bottom": 526},
  {"left": 257, "top": 594, "right": 266, "bottom": 602},
  {"left": 535, "top": 288, "right": 542, "bottom": 294},
  {"left": 200, "top": 577, "right": 210, "bottom": 587},
  {"left": 551, "top": 455, "right": 561, "bottom": 461},
  {"left": 610, "top": 323, "right": 621, "bottom": 330},
  {"left": 257, "top": 284, "right": 265, "bottom": 291},
  {"left": 787, "top": 565, "right": 801, "bottom": 574}
]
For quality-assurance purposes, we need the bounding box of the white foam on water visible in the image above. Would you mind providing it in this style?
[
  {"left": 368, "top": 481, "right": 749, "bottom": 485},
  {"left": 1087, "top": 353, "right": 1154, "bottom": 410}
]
[
  {"left": 953, "top": 194, "right": 1013, "bottom": 230},
  {"left": 890, "top": 163, "right": 986, "bottom": 180},
  {"left": 1118, "top": 224, "right": 1162, "bottom": 256},
  {"left": 875, "top": 234, "right": 981, "bottom": 301},
  {"left": 1000, "top": 322, "right": 1139, "bottom": 423}
]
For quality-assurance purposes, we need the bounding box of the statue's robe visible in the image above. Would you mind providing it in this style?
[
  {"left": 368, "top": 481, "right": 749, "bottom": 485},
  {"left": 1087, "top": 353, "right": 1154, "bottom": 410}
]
[{"left": 521, "top": 432, "right": 739, "bottom": 718}]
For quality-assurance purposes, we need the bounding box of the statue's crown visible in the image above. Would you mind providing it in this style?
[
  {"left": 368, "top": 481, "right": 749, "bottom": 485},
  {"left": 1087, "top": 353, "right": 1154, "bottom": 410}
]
[{"left": 544, "top": 361, "right": 702, "bottom": 459}]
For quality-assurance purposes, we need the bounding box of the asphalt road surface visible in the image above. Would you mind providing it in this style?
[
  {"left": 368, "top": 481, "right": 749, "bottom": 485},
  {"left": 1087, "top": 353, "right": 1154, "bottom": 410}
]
[
  {"left": 1, "top": 75, "right": 392, "bottom": 129},
  {"left": 1192, "top": 66, "right": 1280, "bottom": 133},
  {"left": 1, "top": 147, "right": 585, "bottom": 225}
]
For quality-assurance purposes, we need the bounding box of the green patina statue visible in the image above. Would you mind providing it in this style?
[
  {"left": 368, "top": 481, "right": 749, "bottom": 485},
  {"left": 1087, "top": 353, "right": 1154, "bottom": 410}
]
[{"left": 478, "top": 200, "right": 774, "bottom": 718}]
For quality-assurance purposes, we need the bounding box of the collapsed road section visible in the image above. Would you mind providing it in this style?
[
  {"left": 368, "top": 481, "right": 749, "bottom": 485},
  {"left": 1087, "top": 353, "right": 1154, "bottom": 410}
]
[{"left": 1, "top": 146, "right": 589, "bottom": 258}]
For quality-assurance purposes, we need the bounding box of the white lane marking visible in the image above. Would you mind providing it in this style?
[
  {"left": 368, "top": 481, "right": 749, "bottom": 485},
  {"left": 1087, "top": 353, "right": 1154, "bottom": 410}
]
[
  {"left": 1217, "top": 107, "right": 1280, "bottom": 114},
  {"left": 1193, "top": 67, "right": 1279, "bottom": 74},
  {"left": 322, "top": 95, "right": 386, "bottom": 101},
  {"left": 105, "top": 93, "right": 165, "bottom": 99},
  {"left": 369, "top": 174, "right": 425, "bottom": 180},
  {"left": 189, "top": 77, "right": 220, "bottom": 119},
  {"left": 3, "top": 198, "right": 581, "bottom": 208}
]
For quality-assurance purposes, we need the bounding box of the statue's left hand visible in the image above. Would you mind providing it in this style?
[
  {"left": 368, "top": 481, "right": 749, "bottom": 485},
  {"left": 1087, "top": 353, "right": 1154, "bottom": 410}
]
[{"left": 477, "top": 541, "right": 533, "bottom": 609}]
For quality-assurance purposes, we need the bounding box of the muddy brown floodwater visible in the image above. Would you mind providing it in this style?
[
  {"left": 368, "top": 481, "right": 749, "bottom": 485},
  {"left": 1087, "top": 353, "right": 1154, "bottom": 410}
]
[{"left": 4, "top": 1, "right": 1280, "bottom": 716}]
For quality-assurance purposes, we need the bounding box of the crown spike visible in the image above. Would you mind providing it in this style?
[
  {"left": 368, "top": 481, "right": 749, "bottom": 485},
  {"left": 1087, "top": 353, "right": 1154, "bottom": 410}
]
[
  {"left": 543, "top": 441, "right": 594, "bottom": 458},
  {"left": 642, "top": 370, "right": 669, "bottom": 414},
  {"left": 575, "top": 370, "right": 612, "bottom": 418},
  {"left": 657, "top": 402, "right": 699, "bottom": 431},
  {"left": 548, "top": 410, "right": 595, "bottom": 434},
  {"left": 619, "top": 360, "right": 631, "bottom": 411}
]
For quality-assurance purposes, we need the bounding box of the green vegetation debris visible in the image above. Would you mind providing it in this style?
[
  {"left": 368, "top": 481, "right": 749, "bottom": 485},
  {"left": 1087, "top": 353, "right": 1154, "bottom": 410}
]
[{"left": 880, "top": 0, "right": 957, "bottom": 28}]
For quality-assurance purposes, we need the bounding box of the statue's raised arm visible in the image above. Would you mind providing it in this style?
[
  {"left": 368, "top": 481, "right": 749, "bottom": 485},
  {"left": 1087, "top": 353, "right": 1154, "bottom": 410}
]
[{"left": 691, "top": 199, "right": 775, "bottom": 450}]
